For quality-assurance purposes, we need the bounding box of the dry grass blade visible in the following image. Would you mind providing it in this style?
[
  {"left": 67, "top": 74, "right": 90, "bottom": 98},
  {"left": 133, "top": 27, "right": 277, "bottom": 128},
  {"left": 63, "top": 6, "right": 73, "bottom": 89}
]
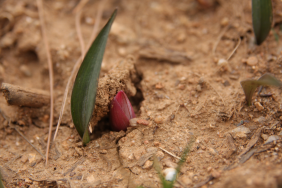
[
  {"left": 36, "top": 0, "right": 54, "bottom": 165},
  {"left": 53, "top": 0, "right": 107, "bottom": 141},
  {"left": 75, "top": 9, "right": 85, "bottom": 56},
  {"left": 227, "top": 37, "right": 241, "bottom": 61}
]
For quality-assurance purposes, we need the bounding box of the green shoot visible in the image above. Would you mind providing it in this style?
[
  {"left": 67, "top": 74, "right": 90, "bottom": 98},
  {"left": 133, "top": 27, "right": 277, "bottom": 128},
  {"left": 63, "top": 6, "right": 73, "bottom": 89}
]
[
  {"left": 240, "top": 73, "right": 282, "bottom": 106},
  {"left": 146, "top": 139, "right": 194, "bottom": 188},
  {"left": 252, "top": 0, "right": 273, "bottom": 45},
  {"left": 71, "top": 9, "right": 117, "bottom": 145}
]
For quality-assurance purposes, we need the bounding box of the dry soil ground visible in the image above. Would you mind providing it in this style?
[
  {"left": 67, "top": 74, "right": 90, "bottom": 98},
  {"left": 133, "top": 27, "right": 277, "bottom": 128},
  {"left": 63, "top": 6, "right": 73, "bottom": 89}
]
[{"left": 1, "top": 0, "right": 282, "bottom": 188}]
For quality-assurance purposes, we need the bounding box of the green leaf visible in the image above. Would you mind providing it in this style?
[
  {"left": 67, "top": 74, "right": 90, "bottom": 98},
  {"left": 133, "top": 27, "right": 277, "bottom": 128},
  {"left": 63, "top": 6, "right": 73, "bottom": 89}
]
[
  {"left": 0, "top": 171, "right": 4, "bottom": 188},
  {"left": 240, "top": 73, "right": 282, "bottom": 106},
  {"left": 252, "top": 0, "right": 273, "bottom": 45},
  {"left": 71, "top": 9, "right": 117, "bottom": 145}
]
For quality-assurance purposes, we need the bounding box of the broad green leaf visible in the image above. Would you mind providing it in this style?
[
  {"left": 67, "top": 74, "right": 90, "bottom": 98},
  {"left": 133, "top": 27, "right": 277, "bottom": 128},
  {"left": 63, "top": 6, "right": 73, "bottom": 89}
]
[
  {"left": 0, "top": 171, "right": 4, "bottom": 188},
  {"left": 252, "top": 0, "right": 273, "bottom": 45},
  {"left": 71, "top": 9, "right": 117, "bottom": 145},
  {"left": 240, "top": 73, "right": 282, "bottom": 106}
]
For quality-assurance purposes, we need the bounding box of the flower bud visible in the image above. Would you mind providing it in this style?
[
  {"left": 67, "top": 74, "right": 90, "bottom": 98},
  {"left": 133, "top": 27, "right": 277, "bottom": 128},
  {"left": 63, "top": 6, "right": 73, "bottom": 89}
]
[{"left": 110, "top": 90, "right": 135, "bottom": 131}]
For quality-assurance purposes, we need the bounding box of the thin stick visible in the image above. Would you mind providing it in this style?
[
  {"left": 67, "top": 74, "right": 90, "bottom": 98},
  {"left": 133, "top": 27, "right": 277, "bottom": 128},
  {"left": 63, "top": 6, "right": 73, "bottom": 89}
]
[
  {"left": 53, "top": 0, "right": 106, "bottom": 141},
  {"left": 159, "top": 147, "right": 181, "bottom": 160},
  {"left": 14, "top": 125, "right": 46, "bottom": 159},
  {"left": 88, "top": 0, "right": 106, "bottom": 49},
  {"left": 72, "top": 0, "right": 89, "bottom": 14},
  {"left": 0, "top": 109, "right": 46, "bottom": 159},
  {"left": 212, "top": 25, "right": 230, "bottom": 56},
  {"left": 37, "top": 0, "right": 54, "bottom": 166},
  {"left": 75, "top": 10, "right": 85, "bottom": 56},
  {"left": 227, "top": 37, "right": 241, "bottom": 61}
]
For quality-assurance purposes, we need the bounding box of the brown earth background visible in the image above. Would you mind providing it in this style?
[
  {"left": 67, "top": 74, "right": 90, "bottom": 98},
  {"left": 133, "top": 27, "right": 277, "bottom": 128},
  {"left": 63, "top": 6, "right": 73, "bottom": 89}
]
[{"left": 1, "top": 0, "right": 282, "bottom": 187}]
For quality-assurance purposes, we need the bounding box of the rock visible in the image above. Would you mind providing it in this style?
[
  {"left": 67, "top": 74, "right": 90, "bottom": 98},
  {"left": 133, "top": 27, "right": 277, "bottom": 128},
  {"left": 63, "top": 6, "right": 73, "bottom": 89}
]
[
  {"left": 163, "top": 158, "right": 177, "bottom": 168},
  {"left": 179, "top": 174, "right": 192, "bottom": 185},
  {"left": 254, "top": 102, "right": 264, "bottom": 111},
  {"left": 264, "top": 135, "right": 280, "bottom": 144},
  {"left": 28, "top": 153, "right": 36, "bottom": 164},
  {"left": 143, "top": 160, "right": 153, "bottom": 169},
  {"left": 130, "top": 166, "right": 141, "bottom": 175},
  {"left": 246, "top": 56, "right": 258, "bottom": 66},
  {"left": 146, "top": 147, "right": 158, "bottom": 153},
  {"left": 196, "top": 84, "right": 202, "bottom": 92},
  {"left": 21, "top": 155, "right": 28, "bottom": 163},
  {"left": 211, "top": 169, "right": 221, "bottom": 178},
  {"left": 155, "top": 151, "right": 165, "bottom": 161},
  {"left": 220, "top": 17, "right": 229, "bottom": 27},
  {"left": 253, "top": 116, "right": 267, "bottom": 123},
  {"left": 230, "top": 126, "right": 251, "bottom": 138},
  {"left": 217, "top": 58, "right": 230, "bottom": 72},
  {"left": 208, "top": 147, "right": 218, "bottom": 155},
  {"left": 163, "top": 168, "right": 177, "bottom": 181},
  {"left": 87, "top": 175, "right": 96, "bottom": 183},
  {"left": 154, "top": 115, "right": 164, "bottom": 124},
  {"left": 261, "top": 134, "right": 268, "bottom": 141}
]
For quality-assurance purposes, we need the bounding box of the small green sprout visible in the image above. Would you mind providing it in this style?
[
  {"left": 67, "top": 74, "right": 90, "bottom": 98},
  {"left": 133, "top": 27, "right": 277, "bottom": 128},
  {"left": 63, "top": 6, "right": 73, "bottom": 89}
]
[
  {"left": 240, "top": 73, "right": 282, "bottom": 106},
  {"left": 252, "top": 0, "right": 273, "bottom": 45},
  {"left": 138, "top": 139, "right": 194, "bottom": 188},
  {"left": 71, "top": 9, "right": 117, "bottom": 145}
]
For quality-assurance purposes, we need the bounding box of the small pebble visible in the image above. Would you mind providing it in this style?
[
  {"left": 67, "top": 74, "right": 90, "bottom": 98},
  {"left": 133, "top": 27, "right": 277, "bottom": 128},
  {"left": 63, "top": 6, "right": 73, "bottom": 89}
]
[
  {"left": 230, "top": 125, "right": 251, "bottom": 138},
  {"left": 265, "top": 135, "right": 280, "bottom": 144},
  {"left": 220, "top": 17, "right": 229, "bottom": 26},
  {"left": 28, "top": 153, "right": 36, "bottom": 164},
  {"left": 179, "top": 175, "right": 192, "bottom": 185},
  {"left": 261, "top": 134, "right": 269, "bottom": 141},
  {"left": 163, "top": 168, "right": 177, "bottom": 181},
  {"left": 154, "top": 115, "right": 164, "bottom": 124},
  {"left": 155, "top": 151, "right": 165, "bottom": 161},
  {"left": 118, "top": 47, "right": 127, "bottom": 56},
  {"left": 154, "top": 141, "right": 160, "bottom": 147},
  {"left": 100, "top": 149, "right": 107, "bottom": 154},
  {"left": 21, "top": 155, "right": 28, "bottom": 163},
  {"left": 207, "top": 166, "right": 212, "bottom": 172},
  {"left": 196, "top": 84, "right": 202, "bottom": 92},
  {"left": 87, "top": 175, "right": 96, "bottom": 183},
  {"left": 20, "top": 65, "right": 32, "bottom": 77},
  {"left": 177, "top": 32, "right": 186, "bottom": 42},
  {"left": 143, "top": 160, "right": 153, "bottom": 169},
  {"left": 155, "top": 83, "right": 164, "bottom": 89},
  {"left": 246, "top": 56, "right": 258, "bottom": 66},
  {"left": 211, "top": 169, "right": 221, "bottom": 178},
  {"left": 254, "top": 102, "right": 264, "bottom": 111},
  {"left": 178, "top": 84, "right": 185, "bottom": 90}
]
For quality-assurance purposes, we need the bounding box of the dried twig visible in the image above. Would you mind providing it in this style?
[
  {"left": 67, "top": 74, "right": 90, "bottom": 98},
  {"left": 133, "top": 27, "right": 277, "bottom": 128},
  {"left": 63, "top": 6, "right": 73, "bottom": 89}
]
[
  {"left": 72, "top": 0, "right": 89, "bottom": 14},
  {"left": 227, "top": 37, "right": 241, "bottom": 61},
  {"left": 53, "top": 0, "right": 106, "bottom": 141},
  {"left": 0, "top": 109, "right": 45, "bottom": 159},
  {"left": 75, "top": 10, "right": 85, "bottom": 56},
  {"left": 13, "top": 125, "right": 46, "bottom": 159},
  {"left": 63, "top": 157, "right": 85, "bottom": 176},
  {"left": 212, "top": 25, "right": 230, "bottom": 56},
  {"left": 1, "top": 83, "right": 50, "bottom": 108},
  {"left": 159, "top": 147, "right": 181, "bottom": 160},
  {"left": 36, "top": 0, "right": 54, "bottom": 165}
]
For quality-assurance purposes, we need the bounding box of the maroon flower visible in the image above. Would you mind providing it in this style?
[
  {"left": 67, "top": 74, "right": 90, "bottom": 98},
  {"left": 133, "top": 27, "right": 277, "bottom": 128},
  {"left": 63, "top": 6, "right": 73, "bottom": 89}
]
[{"left": 110, "top": 90, "right": 136, "bottom": 131}]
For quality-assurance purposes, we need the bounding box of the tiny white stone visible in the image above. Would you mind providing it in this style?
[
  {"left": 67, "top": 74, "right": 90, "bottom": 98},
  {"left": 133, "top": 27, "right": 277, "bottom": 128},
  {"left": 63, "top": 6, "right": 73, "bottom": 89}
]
[{"left": 163, "top": 168, "right": 177, "bottom": 181}]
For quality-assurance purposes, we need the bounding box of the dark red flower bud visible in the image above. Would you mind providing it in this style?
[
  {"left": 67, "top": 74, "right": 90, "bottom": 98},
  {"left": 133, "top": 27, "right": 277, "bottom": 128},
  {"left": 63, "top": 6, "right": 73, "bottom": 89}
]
[{"left": 110, "top": 90, "right": 136, "bottom": 131}]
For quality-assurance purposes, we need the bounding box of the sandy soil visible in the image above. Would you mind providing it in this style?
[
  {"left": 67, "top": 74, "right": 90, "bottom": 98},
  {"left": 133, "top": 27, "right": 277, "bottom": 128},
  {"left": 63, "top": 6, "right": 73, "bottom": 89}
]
[{"left": 1, "top": 0, "right": 282, "bottom": 187}]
